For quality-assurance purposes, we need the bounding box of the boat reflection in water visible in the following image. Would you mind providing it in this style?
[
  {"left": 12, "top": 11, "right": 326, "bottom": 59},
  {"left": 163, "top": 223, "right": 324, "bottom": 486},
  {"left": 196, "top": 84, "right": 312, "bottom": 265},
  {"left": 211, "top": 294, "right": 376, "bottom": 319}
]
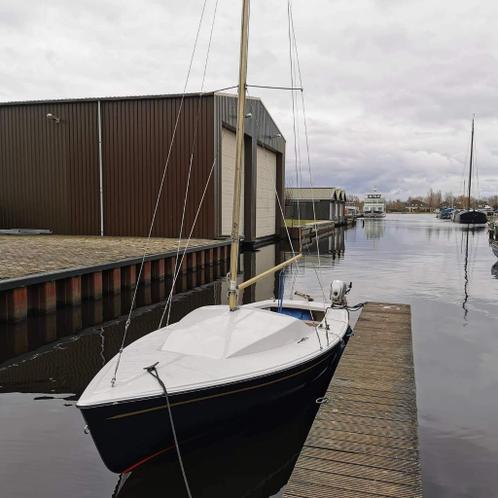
[
  {"left": 362, "top": 219, "right": 385, "bottom": 240},
  {"left": 458, "top": 227, "right": 485, "bottom": 321},
  {"left": 461, "top": 229, "right": 471, "bottom": 320},
  {"left": 112, "top": 374, "right": 326, "bottom": 498}
]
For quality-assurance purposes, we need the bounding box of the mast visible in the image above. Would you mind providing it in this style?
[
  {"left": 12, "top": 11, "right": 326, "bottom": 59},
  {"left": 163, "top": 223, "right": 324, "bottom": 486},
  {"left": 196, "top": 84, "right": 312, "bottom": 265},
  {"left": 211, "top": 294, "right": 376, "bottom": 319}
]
[
  {"left": 228, "top": 0, "right": 250, "bottom": 311},
  {"left": 467, "top": 116, "right": 475, "bottom": 210}
]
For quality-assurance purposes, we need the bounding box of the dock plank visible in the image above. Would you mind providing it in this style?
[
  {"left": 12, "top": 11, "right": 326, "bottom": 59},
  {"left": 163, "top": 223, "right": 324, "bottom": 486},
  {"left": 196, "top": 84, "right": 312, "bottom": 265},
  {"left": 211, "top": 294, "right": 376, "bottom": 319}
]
[{"left": 284, "top": 302, "right": 422, "bottom": 498}]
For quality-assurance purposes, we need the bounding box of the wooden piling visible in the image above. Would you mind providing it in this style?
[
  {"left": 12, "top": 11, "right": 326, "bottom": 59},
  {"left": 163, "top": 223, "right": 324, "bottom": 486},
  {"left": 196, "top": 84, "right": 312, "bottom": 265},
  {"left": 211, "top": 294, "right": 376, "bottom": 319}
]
[
  {"left": 0, "top": 288, "right": 28, "bottom": 322},
  {"left": 152, "top": 259, "right": 166, "bottom": 280},
  {"left": 142, "top": 261, "right": 152, "bottom": 284},
  {"left": 82, "top": 272, "right": 103, "bottom": 300},
  {"left": 30, "top": 282, "right": 57, "bottom": 314},
  {"left": 121, "top": 265, "right": 137, "bottom": 289},
  {"left": 284, "top": 302, "right": 422, "bottom": 498},
  {"left": 56, "top": 276, "right": 82, "bottom": 306},
  {"left": 103, "top": 268, "right": 121, "bottom": 295}
]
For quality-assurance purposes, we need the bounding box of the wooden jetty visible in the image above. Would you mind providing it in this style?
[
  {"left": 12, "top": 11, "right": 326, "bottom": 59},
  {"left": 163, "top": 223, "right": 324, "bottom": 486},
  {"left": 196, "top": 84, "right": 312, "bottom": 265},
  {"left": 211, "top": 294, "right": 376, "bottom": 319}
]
[
  {"left": 284, "top": 302, "right": 422, "bottom": 498},
  {"left": 0, "top": 235, "right": 230, "bottom": 322}
]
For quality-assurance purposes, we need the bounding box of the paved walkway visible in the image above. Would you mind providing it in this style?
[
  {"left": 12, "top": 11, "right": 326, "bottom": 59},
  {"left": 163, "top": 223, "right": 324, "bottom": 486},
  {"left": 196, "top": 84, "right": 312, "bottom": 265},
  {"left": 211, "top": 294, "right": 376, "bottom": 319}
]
[{"left": 0, "top": 235, "right": 221, "bottom": 280}]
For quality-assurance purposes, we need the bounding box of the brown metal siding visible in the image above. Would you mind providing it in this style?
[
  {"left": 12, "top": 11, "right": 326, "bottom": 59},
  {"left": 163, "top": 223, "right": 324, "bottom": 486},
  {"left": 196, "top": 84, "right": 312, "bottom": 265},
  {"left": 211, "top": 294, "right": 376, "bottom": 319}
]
[
  {"left": 101, "top": 95, "right": 215, "bottom": 238},
  {"left": 0, "top": 95, "right": 215, "bottom": 238},
  {"left": 0, "top": 102, "right": 100, "bottom": 234}
]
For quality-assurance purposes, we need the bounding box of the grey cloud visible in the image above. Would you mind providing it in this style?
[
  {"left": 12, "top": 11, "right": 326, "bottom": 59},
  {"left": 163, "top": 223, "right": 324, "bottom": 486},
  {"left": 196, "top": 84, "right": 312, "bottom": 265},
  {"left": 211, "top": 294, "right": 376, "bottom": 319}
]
[{"left": 1, "top": 0, "right": 497, "bottom": 200}]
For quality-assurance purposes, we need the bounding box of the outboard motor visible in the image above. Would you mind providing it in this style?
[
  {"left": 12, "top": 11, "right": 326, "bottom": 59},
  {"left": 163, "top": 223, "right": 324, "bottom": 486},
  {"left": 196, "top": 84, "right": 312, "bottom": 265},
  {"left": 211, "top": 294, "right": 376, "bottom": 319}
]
[{"left": 330, "top": 280, "right": 350, "bottom": 306}]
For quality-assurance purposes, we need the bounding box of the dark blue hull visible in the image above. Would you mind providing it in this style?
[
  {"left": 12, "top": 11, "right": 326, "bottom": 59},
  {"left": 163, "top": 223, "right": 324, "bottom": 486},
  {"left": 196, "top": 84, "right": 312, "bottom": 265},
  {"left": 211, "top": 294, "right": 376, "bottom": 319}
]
[
  {"left": 80, "top": 329, "right": 351, "bottom": 473},
  {"left": 453, "top": 210, "right": 487, "bottom": 224}
]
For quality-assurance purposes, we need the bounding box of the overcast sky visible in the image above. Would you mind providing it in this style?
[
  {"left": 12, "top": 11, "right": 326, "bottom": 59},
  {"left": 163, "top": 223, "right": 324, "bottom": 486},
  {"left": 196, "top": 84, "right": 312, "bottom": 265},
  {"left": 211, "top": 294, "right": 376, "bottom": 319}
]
[{"left": 1, "top": 0, "right": 498, "bottom": 200}]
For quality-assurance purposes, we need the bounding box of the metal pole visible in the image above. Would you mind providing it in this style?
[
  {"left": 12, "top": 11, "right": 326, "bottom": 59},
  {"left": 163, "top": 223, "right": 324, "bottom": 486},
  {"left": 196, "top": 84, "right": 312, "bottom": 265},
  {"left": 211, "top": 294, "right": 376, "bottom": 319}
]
[
  {"left": 228, "top": 0, "right": 250, "bottom": 311},
  {"left": 97, "top": 100, "right": 104, "bottom": 236}
]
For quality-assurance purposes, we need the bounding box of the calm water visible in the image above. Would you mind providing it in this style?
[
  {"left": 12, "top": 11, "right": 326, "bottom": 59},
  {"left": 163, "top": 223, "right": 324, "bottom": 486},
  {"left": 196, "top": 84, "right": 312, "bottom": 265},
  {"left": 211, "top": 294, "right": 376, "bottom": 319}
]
[{"left": 1, "top": 213, "right": 497, "bottom": 497}]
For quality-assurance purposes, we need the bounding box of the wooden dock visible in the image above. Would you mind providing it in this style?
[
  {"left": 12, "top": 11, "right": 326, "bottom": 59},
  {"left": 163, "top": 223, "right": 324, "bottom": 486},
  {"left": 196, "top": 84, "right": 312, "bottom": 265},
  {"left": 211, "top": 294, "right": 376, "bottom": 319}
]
[{"left": 284, "top": 302, "right": 422, "bottom": 498}]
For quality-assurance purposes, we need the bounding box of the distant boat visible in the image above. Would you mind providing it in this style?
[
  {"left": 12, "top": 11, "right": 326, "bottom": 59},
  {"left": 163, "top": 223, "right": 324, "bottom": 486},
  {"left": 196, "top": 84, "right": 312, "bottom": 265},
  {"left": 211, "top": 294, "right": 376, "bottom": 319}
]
[
  {"left": 452, "top": 117, "right": 487, "bottom": 225},
  {"left": 437, "top": 207, "right": 454, "bottom": 220},
  {"left": 363, "top": 189, "right": 386, "bottom": 218}
]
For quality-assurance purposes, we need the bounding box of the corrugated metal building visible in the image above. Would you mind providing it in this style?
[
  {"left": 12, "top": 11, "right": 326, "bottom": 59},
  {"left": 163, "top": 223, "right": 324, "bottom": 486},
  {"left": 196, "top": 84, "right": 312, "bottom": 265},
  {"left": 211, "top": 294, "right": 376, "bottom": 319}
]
[
  {"left": 285, "top": 187, "right": 347, "bottom": 225},
  {"left": 0, "top": 92, "right": 285, "bottom": 244}
]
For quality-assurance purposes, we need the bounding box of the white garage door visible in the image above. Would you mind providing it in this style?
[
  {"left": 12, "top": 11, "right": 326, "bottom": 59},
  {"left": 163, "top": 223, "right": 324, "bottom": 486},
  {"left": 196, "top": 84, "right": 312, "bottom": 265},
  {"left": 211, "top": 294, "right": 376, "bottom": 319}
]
[
  {"left": 221, "top": 128, "right": 244, "bottom": 236},
  {"left": 256, "top": 145, "right": 277, "bottom": 238}
]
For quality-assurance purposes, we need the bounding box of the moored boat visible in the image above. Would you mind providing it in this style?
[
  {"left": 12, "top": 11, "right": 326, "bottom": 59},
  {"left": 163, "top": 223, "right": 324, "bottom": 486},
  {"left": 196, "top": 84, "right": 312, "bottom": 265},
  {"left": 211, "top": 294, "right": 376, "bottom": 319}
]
[
  {"left": 77, "top": 0, "right": 353, "bottom": 476},
  {"left": 363, "top": 189, "right": 386, "bottom": 218},
  {"left": 78, "top": 299, "right": 350, "bottom": 473},
  {"left": 452, "top": 117, "right": 487, "bottom": 226}
]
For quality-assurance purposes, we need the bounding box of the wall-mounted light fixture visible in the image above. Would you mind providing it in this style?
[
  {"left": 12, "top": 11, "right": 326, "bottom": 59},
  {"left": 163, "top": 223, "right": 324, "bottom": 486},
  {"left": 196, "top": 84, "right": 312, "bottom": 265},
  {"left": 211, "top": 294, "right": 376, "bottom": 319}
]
[{"left": 46, "top": 113, "right": 61, "bottom": 124}]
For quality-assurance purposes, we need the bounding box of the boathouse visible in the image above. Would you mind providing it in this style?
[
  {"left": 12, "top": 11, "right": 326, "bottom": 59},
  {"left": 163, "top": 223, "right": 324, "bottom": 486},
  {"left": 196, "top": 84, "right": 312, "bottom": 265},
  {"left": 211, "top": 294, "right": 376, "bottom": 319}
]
[
  {"left": 0, "top": 92, "right": 285, "bottom": 245},
  {"left": 285, "top": 187, "right": 347, "bottom": 225}
]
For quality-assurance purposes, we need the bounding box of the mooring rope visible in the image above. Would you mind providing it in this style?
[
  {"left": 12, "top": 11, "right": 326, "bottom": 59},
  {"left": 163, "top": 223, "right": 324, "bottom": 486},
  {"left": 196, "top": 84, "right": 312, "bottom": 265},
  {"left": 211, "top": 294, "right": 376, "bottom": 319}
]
[{"left": 145, "top": 363, "right": 193, "bottom": 498}]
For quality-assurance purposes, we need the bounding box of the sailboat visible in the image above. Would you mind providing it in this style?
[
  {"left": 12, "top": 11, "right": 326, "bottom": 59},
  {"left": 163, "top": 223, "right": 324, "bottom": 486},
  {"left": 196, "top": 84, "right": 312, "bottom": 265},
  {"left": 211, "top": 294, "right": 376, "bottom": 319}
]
[
  {"left": 77, "top": 0, "right": 352, "bottom": 475},
  {"left": 452, "top": 117, "right": 487, "bottom": 225}
]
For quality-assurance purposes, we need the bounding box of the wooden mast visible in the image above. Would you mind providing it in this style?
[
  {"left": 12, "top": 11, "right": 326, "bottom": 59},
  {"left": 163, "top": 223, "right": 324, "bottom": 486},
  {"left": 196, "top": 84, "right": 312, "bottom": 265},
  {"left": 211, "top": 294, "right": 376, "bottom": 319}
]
[
  {"left": 467, "top": 116, "right": 475, "bottom": 210},
  {"left": 228, "top": 0, "right": 250, "bottom": 311}
]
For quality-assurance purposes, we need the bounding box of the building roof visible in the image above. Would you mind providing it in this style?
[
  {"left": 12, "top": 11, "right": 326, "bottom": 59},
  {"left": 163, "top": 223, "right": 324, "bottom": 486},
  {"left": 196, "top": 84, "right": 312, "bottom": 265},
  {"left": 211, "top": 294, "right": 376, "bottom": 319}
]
[
  {"left": 0, "top": 88, "right": 262, "bottom": 107},
  {"left": 286, "top": 187, "right": 347, "bottom": 202}
]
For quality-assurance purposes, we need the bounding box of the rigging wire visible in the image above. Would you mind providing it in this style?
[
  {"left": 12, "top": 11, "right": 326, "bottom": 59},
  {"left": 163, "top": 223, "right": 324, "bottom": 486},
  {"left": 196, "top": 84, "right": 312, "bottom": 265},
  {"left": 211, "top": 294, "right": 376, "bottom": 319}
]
[
  {"left": 247, "top": 84, "right": 303, "bottom": 91},
  {"left": 287, "top": 0, "right": 327, "bottom": 304},
  {"left": 287, "top": 1, "right": 301, "bottom": 234},
  {"left": 244, "top": 84, "right": 300, "bottom": 288},
  {"left": 287, "top": 0, "right": 302, "bottom": 298},
  {"left": 289, "top": 3, "right": 322, "bottom": 265},
  {"left": 158, "top": 158, "right": 217, "bottom": 329},
  {"left": 111, "top": 0, "right": 211, "bottom": 388},
  {"left": 165, "top": 0, "right": 220, "bottom": 330}
]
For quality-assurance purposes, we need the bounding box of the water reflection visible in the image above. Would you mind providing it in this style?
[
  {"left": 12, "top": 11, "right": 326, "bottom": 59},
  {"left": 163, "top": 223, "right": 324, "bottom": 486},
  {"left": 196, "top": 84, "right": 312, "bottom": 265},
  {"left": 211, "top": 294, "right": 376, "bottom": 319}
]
[
  {"left": 0, "top": 242, "right": 327, "bottom": 498},
  {"left": 362, "top": 219, "right": 385, "bottom": 239},
  {"left": 3, "top": 215, "right": 498, "bottom": 498},
  {"left": 461, "top": 230, "right": 470, "bottom": 321},
  {"left": 112, "top": 398, "right": 320, "bottom": 498}
]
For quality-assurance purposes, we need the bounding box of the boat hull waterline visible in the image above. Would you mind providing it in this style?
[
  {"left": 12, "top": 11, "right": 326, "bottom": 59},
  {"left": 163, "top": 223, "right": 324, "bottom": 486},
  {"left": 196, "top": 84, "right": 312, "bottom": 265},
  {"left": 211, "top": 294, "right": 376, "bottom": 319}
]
[{"left": 80, "top": 332, "right": 350, "bottom": 473}]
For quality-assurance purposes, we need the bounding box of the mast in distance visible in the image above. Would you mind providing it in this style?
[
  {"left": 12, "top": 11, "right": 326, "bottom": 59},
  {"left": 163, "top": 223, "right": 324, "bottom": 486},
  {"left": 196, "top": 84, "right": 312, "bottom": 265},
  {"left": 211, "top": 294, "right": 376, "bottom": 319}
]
[{"left": 467, "top": 116, "right": 475, "bottom": 210}]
